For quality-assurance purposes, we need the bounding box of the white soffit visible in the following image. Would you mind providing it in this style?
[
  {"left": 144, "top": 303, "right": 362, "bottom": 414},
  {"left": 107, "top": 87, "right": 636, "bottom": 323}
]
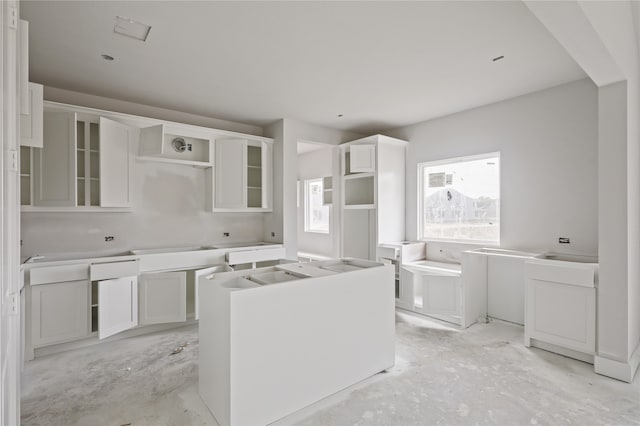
[{"left": 22, "top": 1, "right": 587, "bottom": 134}]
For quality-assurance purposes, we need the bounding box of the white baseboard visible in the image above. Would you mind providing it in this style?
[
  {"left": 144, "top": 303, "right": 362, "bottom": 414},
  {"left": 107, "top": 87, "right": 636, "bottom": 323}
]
[
  {"left": 33, "top": 320, "right": 197, "bottom": 359},
  {"left": 529, "top": 338, "right": 594, "bottom": 364},
  {"left": 594, "top": 343, "right": 640, "bottom": 383}
]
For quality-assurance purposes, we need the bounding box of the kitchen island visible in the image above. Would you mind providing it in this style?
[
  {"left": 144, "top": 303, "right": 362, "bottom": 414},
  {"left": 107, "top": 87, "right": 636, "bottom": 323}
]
[{"left": 198, "top": 258, "right": 395, "bottom": 426}]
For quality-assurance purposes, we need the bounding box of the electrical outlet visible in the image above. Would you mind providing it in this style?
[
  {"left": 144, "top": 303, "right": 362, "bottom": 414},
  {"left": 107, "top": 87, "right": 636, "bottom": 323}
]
[
  {"left": 271, "top": 232, "right": 275, "bottom": 237},
  {"left": 559, "top": 237, "right": 570, "bottom": 244},
  {"left": 223, "top": 232, "right": 230, "bottom": 237},
  {"left": 105, "top": 236, "right": 114, "bottom": 242}
]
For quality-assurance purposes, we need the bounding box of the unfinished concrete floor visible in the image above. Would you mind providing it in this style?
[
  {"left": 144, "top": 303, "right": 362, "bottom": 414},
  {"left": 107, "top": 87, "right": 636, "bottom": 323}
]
[{"left": 21, "top": 311, "right": 640, "bottom": 426}]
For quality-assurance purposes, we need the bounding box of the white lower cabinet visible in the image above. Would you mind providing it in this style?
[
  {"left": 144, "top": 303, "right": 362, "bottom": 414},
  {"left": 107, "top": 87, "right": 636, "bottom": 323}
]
[
  {"left": 139, "top": 272, "right": 187, "bottom": 325},
  {"left": 31, "top": 280, "right": 89, "bottom": 347},
  {"left": 400, "top": 266, "right": 462, "bottom": 325},
  {"left": 422, "top": 274, "right": 462, "bottom": 318},
  {"left": 98, "top": 276, "right": 139, "bottom": 339},
  {"left": 524, "top": 258, "right": 598, "bottom": 363}
]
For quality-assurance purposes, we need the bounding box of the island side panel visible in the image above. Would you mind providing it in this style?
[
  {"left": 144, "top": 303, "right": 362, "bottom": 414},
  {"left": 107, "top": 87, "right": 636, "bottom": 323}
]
[
  {"left": 198, "top": 278, "right": 232, "bottom": 426},
  {"left": 229, "top": 265, "right": 395, "bottom": 425}
]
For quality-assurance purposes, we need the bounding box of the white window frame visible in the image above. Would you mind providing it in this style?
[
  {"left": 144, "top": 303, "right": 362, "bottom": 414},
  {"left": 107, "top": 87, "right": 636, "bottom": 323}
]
[
  {"left": 417, "top": 152, "right": 500, "bottom": 244},
  {"left": 304, "top": 178, "right": 330, "bottom": 234}
]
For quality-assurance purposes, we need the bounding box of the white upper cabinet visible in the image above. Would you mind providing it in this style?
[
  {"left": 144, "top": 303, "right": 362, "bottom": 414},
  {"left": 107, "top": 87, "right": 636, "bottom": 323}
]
[
  {"left": 208, "top": 138, "right": 272, "bottom": 211},
  {"left": 99, "top": 117, "right": 134, "bottom": 207},
  {"left": 26, "top": 106, "right": 135, "bottom": 211},
  {"left": 215, "top": 138, "right": 247, "bottom": 209},
  {"left": 349, "top": 144, "right": 376, "bottom": 173},
  {"left": 20, "top": 83, "right": 44, "bottom": 148},
  {"left": 22, "top": 101, "right": 274, "bottom": 212},
  {"left": 33, "top": 111, "right": 77, "bottom": 207}
]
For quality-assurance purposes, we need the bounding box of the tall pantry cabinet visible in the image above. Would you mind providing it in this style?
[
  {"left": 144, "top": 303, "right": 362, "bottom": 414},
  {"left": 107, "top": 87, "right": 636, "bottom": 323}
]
[{"left": 339, "top": 135, "right": 407, "bottom": 260}]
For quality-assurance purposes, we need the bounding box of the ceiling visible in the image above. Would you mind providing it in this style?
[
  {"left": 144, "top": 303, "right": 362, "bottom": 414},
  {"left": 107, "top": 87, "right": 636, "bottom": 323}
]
[{"left": 21, "top": 1, "right": 587, "bottom": 135}]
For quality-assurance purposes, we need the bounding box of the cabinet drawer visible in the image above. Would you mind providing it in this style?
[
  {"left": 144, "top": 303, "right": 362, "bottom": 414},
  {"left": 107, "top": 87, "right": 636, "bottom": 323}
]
[
  {"left": 30, "top": 264, "right": 89, "bottom": 286},
  {"left": 90, "top": 260, "right": 140, "bottom": 281},
  {"left": 525, "top": 261, "right": 596, "bottom": 288},
  {"left": 227, "top": 247, "right": 286, "bottom": 265}
]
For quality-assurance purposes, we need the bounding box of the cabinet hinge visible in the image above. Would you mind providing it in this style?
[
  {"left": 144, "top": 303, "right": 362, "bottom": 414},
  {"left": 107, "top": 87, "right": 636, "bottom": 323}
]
[
  {"left": 4, "top": 149, "right": 18, "bottom": 172},
  {"left": 3, "top": 293, "right": 18, "bottom": 316},
  {"left": 8, "top": 7, "right": 17, "bottom": 29}
]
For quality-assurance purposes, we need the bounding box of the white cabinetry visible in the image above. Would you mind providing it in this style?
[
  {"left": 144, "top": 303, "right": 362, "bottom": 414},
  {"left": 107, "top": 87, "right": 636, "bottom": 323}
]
[
  {"left": 139, "top": 272, "right": 187, "bottom": 325},
  {"left": 207, "top": 138, "right": 273, "bottom": 211},
  {"left": 30, "top": 280, "right": 89, "bottom": 348},
  {"left": 25, "top": 106, "right": 135, "bottom": 210},
  {"left": 20, "top": 82, "right": 43, "bottom": 148},
  {"left": 349, "top": 144, "right": 376, "bottom": 173},
  {"left": 340, "top": 135, "right": 407, "bottom": 260},
  {"left": 90, "top": 260, "right": 141, "bottom": 339},
  {"left": 29, "top": 263, "right": 91, "bottom": 350},
  {"left": 524, "top": 258, "right": 597, "bottom": 361},
  {"left": 33, "top": 111, "right": 77, "bottom": 207},
  {"left": 97, "top": 276, "right": 138, "bottom": 339},
  {"left": 99, "top": 117, "right": 134, "bottom": 207},
  {"left": 401, "top": 264, "right": 462, "bottom": 325}
]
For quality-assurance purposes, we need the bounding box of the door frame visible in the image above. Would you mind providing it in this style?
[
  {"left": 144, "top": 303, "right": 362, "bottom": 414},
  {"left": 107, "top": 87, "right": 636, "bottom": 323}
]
[{"left": 1, "top": 2, "right": 23, "bottom": 423}]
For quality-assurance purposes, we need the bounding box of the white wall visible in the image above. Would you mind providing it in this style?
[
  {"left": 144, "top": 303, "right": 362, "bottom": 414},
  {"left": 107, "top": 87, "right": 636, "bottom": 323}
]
[
  {"left": 297, "top": 147, "right": 334, "bottom": 257},
  {"left": 385, "top": 78, "right": 598, "bottom": 259},
  {"left": 526, "top": 0, "right": 640, "bottom": 379},
  {"left": 267, "top": 118, "right": 361, "bottom": 260},
  {"left": 579, "top": 0, "right": 640, "bottom": 364},
  {"left": 21, "top": 161, "right": 265, "bottom": 256}
]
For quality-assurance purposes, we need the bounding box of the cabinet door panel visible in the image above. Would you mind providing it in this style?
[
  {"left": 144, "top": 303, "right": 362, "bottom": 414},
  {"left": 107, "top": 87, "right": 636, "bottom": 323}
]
[
  {"left": 20, "top": 83, "right": 43, "bottom": 148},
  {"left": 194, "top": 265, "right": 232, "bottom": 320},
  {"left": 139, "top": 272, "right": 186, "bottom": 325},
  {"left": 99, "top": 117, "right": 133, "bottom": 207},
  {"left": 215, "top": 139, "right": 247, "bottom": 209},
  {"left": 487, "top": 256, "right": 525, "bottom": 325},
  {"left": 398, "top": 268, "right": 415, "bottom": 309},
  {"left": 350, "top": 144, "right": 376, "bottom": 173},
  {"left": 31, "top": 280, "right": 89, "bottom": 347},
  {"left": 526, "top": 279, "right": 595, "bottom": 353},
  {"left": 422, "top": 275, "right": 461, "bottom": 317},
  {"left": 33, "top": 111, "right": 76, "bottom": 206},
  {"left": 99, "top": 276, "right": 138, "bottom": 339}
]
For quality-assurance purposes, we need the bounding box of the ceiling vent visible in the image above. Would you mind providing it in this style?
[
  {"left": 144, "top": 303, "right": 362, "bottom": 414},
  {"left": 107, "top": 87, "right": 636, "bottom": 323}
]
[{"left": 114, "top": 16, "right": 151, "bottom": 42}]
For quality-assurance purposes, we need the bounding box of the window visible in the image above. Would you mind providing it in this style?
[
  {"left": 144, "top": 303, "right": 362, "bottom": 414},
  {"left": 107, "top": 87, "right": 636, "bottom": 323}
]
[
  {"left": 304, "top": 178, "right": 330, "bottom": 233},
  {"left": 418, "top": 153, "right": 500, "bottom": 243}
]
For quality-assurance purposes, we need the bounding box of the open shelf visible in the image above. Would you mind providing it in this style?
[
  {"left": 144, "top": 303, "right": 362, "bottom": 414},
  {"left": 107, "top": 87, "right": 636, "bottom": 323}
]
[
  {"left": 76, "top": 120, "right": 101, "bottom": 207},
  {"left": 344, "top": 175, "right": 375, "bottom": 206},
  {"left": 247, "top": 145, "right": 263, "bottom": 208},
  {"left": 322, "top": 176, "right": 332, "bottom": 205},
  {"left": 139, "top": 124, "right": 212, "bottom": 166},
  {"left": 20, "top": 146, "right": 32, "bottom": 206}
]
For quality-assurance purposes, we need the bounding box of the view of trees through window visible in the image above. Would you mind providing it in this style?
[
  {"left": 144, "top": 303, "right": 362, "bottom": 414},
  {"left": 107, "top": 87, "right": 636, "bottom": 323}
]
[
  {"left": 304, "top": 178, "right": 329, "bottom": 233},
  {"left": 419, "top": 153, "right": 500, "bottom": 242}
]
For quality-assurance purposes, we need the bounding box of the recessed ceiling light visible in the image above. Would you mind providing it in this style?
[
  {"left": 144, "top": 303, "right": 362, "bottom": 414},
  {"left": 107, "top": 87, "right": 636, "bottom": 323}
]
[
  {"left": 492, "top": 55, "right": 505, "bottom": 62},
  {"left": 114, "top": 16, "right": 151, "bottom": 42},
  {"left": 101, "top": 54, "right": 114, "bottom": 61}
]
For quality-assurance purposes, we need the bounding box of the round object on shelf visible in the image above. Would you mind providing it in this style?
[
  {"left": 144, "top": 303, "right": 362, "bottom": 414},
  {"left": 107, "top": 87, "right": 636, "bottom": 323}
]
[{"left": 172, "top": 137, "right": 187, "bottom": 153}]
